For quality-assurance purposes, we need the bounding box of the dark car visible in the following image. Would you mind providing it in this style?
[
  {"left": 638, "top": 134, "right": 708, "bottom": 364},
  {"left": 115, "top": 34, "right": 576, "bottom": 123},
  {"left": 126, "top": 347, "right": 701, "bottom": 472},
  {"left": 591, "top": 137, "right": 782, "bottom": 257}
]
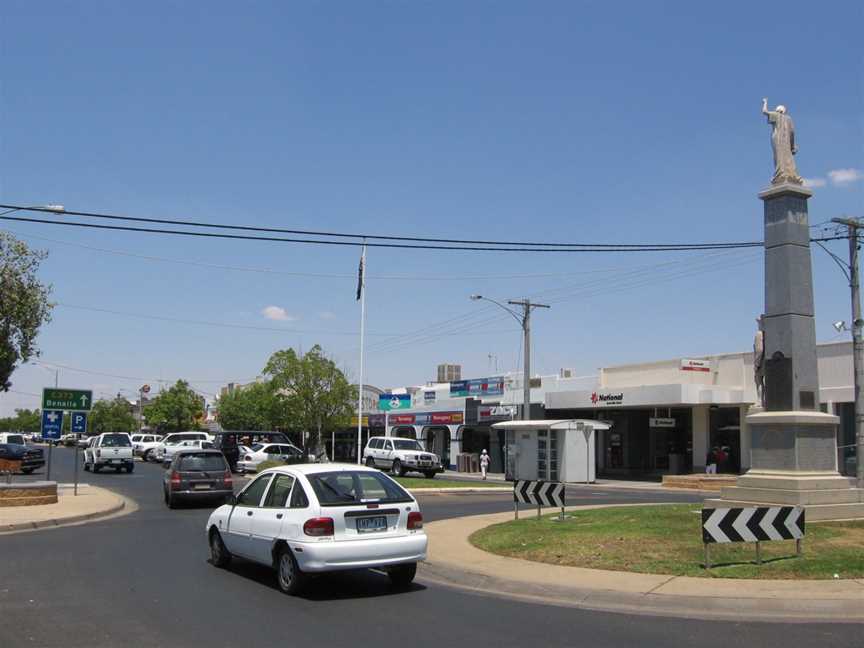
[
  {"left": 0, "top": 443, "right": 45, "bottom": 474},
  {"left": 212, "top": 431, "right": 291, "bottom": 472},
  {"left": 163, "top": 449, "right": 233, "bottom": 509}
]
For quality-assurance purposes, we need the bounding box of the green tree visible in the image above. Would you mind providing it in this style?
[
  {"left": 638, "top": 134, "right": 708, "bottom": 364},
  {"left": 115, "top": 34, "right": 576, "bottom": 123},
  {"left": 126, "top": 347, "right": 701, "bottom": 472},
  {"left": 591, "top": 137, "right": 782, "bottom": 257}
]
[
  {"left": 145, "top": 380, "right": 204, "bottom": 433},
  {"left": 89, "top": 396, "right": 136, "bottom": 434},
  {"left": 216, "top": 381, "right": 281, "bottom": 431},
  {"left": 263, "top": 345, "right": 355, "bottom": 457},
  {"left": 0, "top": 233, "right": 53, "bottom": 391},
  {"left": 0, "top": 408, "right": 41, "bottom": 432}
]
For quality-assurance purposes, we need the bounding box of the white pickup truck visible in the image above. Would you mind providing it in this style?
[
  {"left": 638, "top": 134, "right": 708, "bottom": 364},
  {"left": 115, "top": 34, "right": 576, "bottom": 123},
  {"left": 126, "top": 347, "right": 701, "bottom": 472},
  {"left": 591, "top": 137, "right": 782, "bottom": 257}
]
[{"left": 83, "top": 433, "right": 135, "bottom": 473}]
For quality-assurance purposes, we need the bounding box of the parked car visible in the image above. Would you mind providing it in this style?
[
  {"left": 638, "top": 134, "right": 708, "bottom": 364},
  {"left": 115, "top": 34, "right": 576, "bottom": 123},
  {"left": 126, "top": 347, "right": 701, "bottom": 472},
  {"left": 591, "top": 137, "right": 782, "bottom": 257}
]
[
  {"left": 236, "top": 443, "right": 304, "bottom": 474},
  {"left": 153, "top": 432, "right": 211, "bottom": 462},
  {"left": 131, "top": 434, "right": 163, "bottom": 461},
  {"left": 363, "top": 436, "right": 442, "bottom": 478},
  {"left": 76, "top": 435, "right": 92, "bottom": 448},
  {"left": 0, "top": 443, "right": 45, "bottom": 474},
  {"left": 83, "top": 433, "right": 134, "bottom": 473},
  {"left": 157, "top": 438, "right": 214, "bottom": 464},
  {"left": 209, "top": 432, "right": 241, "bottom": 472},
  {"left": 0, "top": 433, "right": 28, "bottom": 446},
  {"left": 205, "top": 463, "right": 426, "bottom": 595},
  {"left": 163, "top": 449, "right": 233, "bottom": 509}
]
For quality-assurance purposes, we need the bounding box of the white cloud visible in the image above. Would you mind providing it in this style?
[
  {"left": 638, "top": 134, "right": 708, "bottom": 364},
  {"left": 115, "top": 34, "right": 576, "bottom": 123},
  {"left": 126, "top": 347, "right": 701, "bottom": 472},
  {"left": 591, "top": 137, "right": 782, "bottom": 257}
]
[
  {"left": 802, "top": 177, "right": 827, "bottom": 188},
  {"left": 261, "top": 305, "right": 296, "bottom": 321},
  {"left": 318, "top": 311, "right": 336, "bottom": 320},
  {"left": 828, "top": 168, "right": 863, "bottom": 186}
]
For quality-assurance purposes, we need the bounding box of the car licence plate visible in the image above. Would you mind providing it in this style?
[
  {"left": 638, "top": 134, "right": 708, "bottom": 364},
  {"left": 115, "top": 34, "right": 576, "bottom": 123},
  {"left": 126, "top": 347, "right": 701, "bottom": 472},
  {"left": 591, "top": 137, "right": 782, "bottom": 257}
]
[
  {"left": 192, "top": 483, "right": 212, "bottom": 490},
  {"left": 356, "top": 516, "right": 387, "bottom": 533}
]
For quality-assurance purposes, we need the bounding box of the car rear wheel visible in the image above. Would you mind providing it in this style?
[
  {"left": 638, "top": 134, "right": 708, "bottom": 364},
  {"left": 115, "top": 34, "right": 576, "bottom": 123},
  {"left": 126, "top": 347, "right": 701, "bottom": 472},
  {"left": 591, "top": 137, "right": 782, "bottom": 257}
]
[
  {"left": 93, "top": 464, "right": 101, "bottom": 473},
  {"left": 392, "top": 459, "right": 404, "bottom": 477},
  {"left": 388, "top": 562, "right": 417, "bottom": 588},
  {"left": 126, "top": 464, "right": 134, "bottom": 474},
  {"left": 209, "top": 529, "right": 231, "bottom": 568},
  {"left": 424, "top": 471, "right": 436, "bottom": 479},
  {"left": 164, "top": 489, "right": 176, "bottom": 509},
  {"left": 276, "top": 546, "right": 306, "bottom": 595},
  {"left": 83, "top": 461, "right": 90, "bottom": 472},
  {"left": 143, "top": 449, "right": 152, "bottom": 462},
  {"left": 365, "top": 456, "right": 375, "bottom": 468}
]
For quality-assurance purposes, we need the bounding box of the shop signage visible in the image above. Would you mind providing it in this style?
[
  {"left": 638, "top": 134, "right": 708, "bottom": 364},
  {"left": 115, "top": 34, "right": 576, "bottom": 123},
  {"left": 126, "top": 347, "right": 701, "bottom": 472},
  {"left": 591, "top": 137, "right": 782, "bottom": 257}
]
[
  {"left": 379, "top": 393, "right": 411, "bottom": 411},
  {"left": 389, "top": 411, "right": 464, "bottom": 426},
  {"left": 424, "top": 390, "right": 436, "bottom": 404},
  {"left": 649, "top": 417, "right": 676, "bottom": 428},
  {"left": 351, "top": 414, "right": 386, "bottom": 427},
  {"left": 681, "top": 358, "right": 711, "bottom": 372},
  {"left": 590, "top": 392, "right": 624, "bottom": 406},
  {"left": 449, "top": 377, "right": 504, "bottom": 398},
  {"left": 478, "top": 405, "right": 516, "bottom": 421}
]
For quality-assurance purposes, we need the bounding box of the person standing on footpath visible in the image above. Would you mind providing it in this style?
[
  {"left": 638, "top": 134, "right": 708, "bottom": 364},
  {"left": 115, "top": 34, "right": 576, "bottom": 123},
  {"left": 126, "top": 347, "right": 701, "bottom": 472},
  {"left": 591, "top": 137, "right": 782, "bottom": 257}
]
[
  {"left": 480, "top": 449, "right": 491, "bottom": 480},
  {"left": 705, "top": 447, "right": 718, "bottom": 474}
]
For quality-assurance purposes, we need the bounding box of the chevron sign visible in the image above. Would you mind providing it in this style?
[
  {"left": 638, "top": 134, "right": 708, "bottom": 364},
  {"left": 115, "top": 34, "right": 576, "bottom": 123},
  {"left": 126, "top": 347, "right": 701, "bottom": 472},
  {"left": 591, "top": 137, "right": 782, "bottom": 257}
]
[
  {"left": 513, "top": 480, "right": 565, "bottom": 508},
  {"left": 701, "top": 507, "right": 805, "bottom": 544}
]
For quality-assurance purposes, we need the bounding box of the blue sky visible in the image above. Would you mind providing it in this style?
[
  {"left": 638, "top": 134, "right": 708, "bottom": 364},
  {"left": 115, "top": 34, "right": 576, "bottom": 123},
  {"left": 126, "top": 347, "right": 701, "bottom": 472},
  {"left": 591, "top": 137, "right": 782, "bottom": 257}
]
[{"left": 1, "top": 1, "right": 862, "bottom": 415}]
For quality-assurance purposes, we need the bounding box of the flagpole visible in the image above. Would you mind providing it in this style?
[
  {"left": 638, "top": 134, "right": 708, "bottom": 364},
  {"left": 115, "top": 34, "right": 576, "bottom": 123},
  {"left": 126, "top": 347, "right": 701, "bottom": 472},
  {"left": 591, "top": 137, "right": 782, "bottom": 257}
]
[{"left": 356, "top": 244, "right": 367, "bottom": 464}]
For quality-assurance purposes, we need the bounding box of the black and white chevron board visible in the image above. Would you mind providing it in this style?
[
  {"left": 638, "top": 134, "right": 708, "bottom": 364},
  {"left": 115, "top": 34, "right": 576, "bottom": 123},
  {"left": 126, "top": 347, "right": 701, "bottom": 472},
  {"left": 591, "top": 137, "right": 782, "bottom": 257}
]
[
  {"left": 513, "top": 480, "right": 565, "bottom": 508},
  {"left": 701, "top": 506, "right": 805, "bottom": 544}
]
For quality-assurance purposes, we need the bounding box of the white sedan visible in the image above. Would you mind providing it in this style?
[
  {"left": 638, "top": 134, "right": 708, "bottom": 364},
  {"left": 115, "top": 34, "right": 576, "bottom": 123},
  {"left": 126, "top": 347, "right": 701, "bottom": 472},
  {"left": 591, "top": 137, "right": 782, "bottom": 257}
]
[
  {"left": 205, "top": 463, "right": 427, "bottom": 595},
  {"left": 157, "top": 439, "right": 213, "bottom": 464},
  {"left": 236, "top": 443, "right": 303, "bottom": 474}
]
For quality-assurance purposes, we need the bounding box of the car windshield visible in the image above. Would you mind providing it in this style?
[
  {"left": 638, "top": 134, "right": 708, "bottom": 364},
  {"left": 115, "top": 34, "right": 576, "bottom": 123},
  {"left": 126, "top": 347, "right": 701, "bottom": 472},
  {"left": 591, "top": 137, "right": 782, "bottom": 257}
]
[
  {"left": 101, "top": 434, "right": 131, "bottom": 447},
  {"left": 250, "top": 443, "right": 264, "bottom": 452},
  {"left": 307, "top": 471, "right": 412, "bottom": 506},
  {"left": 178, "top": 453, "right": 227, "bottom": 472},
  {"left": 393, "top": 439, "right": 424, "bottom": 451}
]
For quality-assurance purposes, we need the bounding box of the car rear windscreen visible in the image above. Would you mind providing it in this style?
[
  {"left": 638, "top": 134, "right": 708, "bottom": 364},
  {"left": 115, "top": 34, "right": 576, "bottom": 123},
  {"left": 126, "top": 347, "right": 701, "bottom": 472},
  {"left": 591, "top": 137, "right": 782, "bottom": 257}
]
[
  {"left": 6, "top": 435, "right": 25, "bottom": 445},
  {"left": 179, "top": 453, "right": 227, "bottom": 471},
  {"left": 307, "top": 471, "right": 412, "bottom": 506},
  {"left": 101, "top": 434, "right": 131, "bottom": 447}
]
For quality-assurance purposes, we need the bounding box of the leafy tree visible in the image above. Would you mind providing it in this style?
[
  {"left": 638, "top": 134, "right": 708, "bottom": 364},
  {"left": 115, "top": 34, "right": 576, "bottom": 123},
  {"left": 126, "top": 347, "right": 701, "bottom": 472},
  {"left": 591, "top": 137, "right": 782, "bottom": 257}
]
[
  {"left": 263, "top": 345, "right": 355, "bottom": 457},
  {"left": 0, "top": 408, "right": 41, "bottom": 432},
  {"left": 216, "top": 381, "right": 281, "bottom": 431},
  {"left": 0, "top": 233, "right": 53, "bottom": 391},
  {"left": 145, "top": 380, "right": 204, "bottom": 433},
  {"left": 89, "top": 396, "right": 136, "bottom": 434}
]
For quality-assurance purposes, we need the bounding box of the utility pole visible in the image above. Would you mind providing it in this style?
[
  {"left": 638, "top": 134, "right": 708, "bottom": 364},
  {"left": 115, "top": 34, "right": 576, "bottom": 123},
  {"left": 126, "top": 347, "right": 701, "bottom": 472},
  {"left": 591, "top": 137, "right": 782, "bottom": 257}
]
[
  {"left": 470, "top": 295, "right": 550, "bottom": 422},
  {"left": 832, "top": 217, "right": 864, "bottom": 488}
]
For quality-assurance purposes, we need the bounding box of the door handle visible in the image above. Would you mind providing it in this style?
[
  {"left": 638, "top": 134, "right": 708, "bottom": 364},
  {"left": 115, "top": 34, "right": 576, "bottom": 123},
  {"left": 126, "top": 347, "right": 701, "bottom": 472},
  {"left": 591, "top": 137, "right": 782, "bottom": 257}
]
[
  {"left": 247, "top": 511, "right": 253, "bottom": 516},
  {"left": 276, "top": 513, "right": 283, "bottom": 519}
]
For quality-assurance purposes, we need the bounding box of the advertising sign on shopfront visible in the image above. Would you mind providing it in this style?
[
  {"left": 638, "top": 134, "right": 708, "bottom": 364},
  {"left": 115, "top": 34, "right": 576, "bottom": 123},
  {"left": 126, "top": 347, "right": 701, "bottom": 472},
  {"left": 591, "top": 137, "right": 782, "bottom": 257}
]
[
  {"left": 450, "top": 377, "right": 504, "bottom": 398},
  {"left": 649, "top": 417, "right": 676, "bottom": 428},
  {"left": 389, "top": 411, "right": 464, "bottom": 426},
  {"left": 379, "top": 393, "right": 411, "bottom": 411},
  {"left": 681, "top": 358, "right": 711, "bottom": 372}
]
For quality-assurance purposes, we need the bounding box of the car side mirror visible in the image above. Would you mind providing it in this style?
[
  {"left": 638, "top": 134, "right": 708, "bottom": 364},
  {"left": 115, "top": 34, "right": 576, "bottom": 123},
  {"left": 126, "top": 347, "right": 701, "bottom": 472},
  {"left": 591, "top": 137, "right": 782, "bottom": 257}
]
[{"left": 226, "top": 494, "right": 236, "bottom": 506}]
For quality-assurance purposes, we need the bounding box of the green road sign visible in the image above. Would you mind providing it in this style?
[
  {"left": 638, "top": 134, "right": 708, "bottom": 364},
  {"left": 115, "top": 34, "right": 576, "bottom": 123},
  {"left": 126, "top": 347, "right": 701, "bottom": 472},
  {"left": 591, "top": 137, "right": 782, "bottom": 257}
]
[{"left": 42, "top": 388, "right": 93, "bottom": 411}]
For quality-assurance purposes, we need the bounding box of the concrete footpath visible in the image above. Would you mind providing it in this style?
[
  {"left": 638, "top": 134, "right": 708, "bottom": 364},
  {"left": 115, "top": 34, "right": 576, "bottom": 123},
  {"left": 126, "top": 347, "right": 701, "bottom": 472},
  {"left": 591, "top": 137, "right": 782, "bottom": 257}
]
[
  {"left": 419, "top": 506, "right": 864, "bottom": 623},
  {"left": 0, "top": 484, "right": 134, "bottom": 533}
]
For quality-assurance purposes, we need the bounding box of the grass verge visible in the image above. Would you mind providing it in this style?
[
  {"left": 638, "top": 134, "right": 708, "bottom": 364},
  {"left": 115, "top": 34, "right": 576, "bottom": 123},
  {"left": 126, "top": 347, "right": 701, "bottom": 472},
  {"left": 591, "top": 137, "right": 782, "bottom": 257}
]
[{"left": 469, "top": 504, "right": 864, "bottom": 579}]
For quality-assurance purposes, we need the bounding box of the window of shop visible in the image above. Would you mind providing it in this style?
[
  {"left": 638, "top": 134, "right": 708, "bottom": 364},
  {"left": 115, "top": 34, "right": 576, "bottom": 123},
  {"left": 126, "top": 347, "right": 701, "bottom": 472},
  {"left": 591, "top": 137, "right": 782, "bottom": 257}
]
[
  {"left": 424, "top": 426, "right": 451, "bottom": 466},
  {"left": 392, "top": 426, "right": 416, "bottom": 440},
  {"left": 461, "top": 427, "right": 490, "bottom": 454}
]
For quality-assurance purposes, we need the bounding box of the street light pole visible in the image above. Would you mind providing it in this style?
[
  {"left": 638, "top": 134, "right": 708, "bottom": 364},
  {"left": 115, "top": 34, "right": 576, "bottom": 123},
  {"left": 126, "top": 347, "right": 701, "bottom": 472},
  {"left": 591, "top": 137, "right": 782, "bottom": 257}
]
[
  {"left": 832, "top": 217, "right": 864, "bottom": 488},
  {"left": 470, "top": 296, "right": 550, "bottom": 421}
]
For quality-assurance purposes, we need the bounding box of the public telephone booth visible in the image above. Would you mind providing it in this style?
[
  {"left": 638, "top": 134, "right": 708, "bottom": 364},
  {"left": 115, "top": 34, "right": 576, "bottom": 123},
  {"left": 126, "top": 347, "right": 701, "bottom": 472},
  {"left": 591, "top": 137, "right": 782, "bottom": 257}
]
[{"left": 492, "top": 419, "right": 612, "bottom": 483}]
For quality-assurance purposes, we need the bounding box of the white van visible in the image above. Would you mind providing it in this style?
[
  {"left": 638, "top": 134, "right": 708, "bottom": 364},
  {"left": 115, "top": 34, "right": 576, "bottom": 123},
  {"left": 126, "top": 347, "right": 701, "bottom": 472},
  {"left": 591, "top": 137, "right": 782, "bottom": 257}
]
[{"left": 0, "top": 433, "right": 28, "bottom": 446}]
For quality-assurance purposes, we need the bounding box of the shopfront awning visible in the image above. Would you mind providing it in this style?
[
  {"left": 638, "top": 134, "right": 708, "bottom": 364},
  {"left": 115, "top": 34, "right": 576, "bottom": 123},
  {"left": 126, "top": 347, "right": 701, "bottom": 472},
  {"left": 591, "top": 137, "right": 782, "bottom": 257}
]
[{"left": 545, "top": 383, "right": 747, "bottom": 410}]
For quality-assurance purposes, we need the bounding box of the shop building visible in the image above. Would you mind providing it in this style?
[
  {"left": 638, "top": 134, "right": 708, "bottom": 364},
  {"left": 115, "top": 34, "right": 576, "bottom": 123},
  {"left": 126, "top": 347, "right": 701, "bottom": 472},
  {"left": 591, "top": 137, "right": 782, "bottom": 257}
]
[{"left": 545, "top": 341, "right": 856, "bottom": 478}]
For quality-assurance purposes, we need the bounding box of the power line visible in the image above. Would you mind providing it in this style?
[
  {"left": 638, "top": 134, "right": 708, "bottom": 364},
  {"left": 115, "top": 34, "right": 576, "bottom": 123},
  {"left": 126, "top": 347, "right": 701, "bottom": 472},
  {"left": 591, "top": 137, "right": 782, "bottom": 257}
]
[{"left": 0, "top": 203, "right": 766, "bottom": 250}]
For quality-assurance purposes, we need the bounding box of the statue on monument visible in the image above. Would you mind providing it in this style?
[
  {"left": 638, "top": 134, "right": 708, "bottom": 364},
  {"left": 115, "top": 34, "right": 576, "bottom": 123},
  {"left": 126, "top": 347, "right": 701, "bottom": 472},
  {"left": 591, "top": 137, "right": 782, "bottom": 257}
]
[
  {"left": 753, "top": 315, "right": 766, "bottom": 409},
  {"left": 761, "top": 98, "right": 803, "bottom": 185}
]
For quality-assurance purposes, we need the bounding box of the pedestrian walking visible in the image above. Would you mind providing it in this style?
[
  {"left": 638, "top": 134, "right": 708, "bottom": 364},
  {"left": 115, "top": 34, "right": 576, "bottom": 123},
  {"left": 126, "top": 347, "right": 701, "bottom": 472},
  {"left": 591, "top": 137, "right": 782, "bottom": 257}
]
[{"left": 480, "top": 449, "right": 490, "bottom": 480}]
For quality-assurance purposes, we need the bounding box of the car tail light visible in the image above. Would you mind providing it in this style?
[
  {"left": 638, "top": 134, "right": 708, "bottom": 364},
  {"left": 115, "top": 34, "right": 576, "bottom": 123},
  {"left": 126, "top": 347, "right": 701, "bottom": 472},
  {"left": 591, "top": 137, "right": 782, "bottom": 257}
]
[
  {"left": 303, "top": 517, "right": 334, "bottom": 537},
  {"left": 170, "top": 471, "right": 182, "bottom": 490},
  {"left": 222, "top": 471, "right": 232, "bottom": 488},
  {"left": 407, "top": 512, "right": 423, "bottom": 530}
]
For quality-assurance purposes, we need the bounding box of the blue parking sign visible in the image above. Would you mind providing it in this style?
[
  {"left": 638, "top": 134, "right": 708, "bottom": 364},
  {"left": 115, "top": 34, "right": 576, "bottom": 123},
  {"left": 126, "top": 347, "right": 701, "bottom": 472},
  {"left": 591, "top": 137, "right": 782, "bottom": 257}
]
[
  {"left": 42, "top": 410, "right": 64, "bottom": 440},
  {"left": 71, "top": 412, "right": 88, "bottom": 434}
]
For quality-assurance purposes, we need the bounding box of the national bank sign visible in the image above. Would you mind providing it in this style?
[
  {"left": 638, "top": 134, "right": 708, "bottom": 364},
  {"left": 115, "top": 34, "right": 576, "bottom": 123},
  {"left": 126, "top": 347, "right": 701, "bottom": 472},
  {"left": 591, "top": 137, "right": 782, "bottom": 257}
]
[{"left": 590, "top": 391, "right": 624, "bottom": 406}]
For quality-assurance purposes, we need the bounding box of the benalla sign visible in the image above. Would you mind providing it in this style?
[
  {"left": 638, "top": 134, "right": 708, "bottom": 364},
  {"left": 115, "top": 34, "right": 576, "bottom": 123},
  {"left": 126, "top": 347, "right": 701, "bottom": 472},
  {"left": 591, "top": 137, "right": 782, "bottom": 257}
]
[{"left": 590, "top": 391, "right": 624, "bottom": 406}]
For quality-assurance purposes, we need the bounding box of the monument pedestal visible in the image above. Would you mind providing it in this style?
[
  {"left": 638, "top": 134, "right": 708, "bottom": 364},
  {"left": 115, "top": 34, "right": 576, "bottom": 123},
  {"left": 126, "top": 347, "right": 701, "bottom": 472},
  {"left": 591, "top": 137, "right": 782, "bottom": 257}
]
[{"left": 707, "top": 411, "right": 864, "bottom": 520}]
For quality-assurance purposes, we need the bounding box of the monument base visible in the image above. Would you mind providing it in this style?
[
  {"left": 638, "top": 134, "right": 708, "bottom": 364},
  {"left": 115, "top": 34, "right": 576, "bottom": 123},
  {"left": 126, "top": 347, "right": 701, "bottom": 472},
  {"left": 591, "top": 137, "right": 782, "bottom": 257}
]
[{"left": 706, "top": 410, "right": 864, "bottom": 520}]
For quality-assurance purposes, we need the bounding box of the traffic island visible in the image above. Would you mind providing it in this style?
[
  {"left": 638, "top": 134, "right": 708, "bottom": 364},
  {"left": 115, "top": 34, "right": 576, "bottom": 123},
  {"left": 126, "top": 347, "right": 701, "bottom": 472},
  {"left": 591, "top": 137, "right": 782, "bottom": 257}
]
[
  {"left": 419, "top": 505, "right": 864, "bottom": 622},
  {"left": 0, "top": 485, "right": 133, "bottom": 533},
  {"left": 0, "top": 481, "right": 58, "bottom": 507}
]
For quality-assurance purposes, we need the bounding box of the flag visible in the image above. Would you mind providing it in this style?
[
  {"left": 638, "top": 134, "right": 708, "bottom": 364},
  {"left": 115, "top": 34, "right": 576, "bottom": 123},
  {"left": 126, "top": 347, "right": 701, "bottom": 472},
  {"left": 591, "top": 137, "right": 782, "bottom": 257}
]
[{"left": 356, "top": 246, "right": 366, "bottom": 301}]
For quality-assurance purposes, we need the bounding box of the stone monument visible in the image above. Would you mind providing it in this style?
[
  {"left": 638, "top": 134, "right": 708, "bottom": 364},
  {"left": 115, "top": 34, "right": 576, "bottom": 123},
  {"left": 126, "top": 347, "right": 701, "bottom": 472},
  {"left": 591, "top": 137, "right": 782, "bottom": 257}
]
[{"left": 706, "top": 99, "right": 864, "bottom": 520}]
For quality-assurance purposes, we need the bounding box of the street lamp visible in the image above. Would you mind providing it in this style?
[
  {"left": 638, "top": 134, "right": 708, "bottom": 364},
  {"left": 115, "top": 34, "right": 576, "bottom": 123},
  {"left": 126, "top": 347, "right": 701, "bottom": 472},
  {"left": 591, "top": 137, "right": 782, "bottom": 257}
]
[{"left": 469, "top": 294, "right": 550, "bottom": 421}]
